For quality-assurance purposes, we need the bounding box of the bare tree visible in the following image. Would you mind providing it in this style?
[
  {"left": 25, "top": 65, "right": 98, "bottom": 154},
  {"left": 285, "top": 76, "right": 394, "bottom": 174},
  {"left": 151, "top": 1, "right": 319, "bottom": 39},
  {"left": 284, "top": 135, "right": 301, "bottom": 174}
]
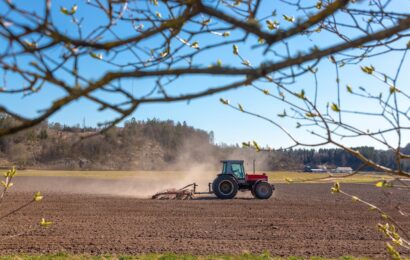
[
  {"left": 1, "top": 0, "right": 410, "bottom": 256},
  {"left": 0, "top": 0, "right": 407, "bottom": 136}
]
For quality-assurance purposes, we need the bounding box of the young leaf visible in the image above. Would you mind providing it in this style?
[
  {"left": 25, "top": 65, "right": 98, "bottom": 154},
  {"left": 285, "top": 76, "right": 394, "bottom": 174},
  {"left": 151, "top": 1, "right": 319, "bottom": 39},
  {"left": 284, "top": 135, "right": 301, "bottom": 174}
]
[
  {"left": 242, "top": 60, "right": 251, "bottom": 66},
  {"left": 191, "top": 41, "right": 199, "bottom": 49},
  {"left": 242, "top": 141, "right": 250, "bottom": 147},
  {"left": 331, "top": 103, "right": 340, "bottom": 112},
  {"left": 346, "top": 85, "right": 353, "bottom": 93},
  {"left": 376, "top": 181, "right": 386, "bottom": 187},
  {"left": 33, "top": 191, "right": 43, "bottom": 202},
  {"left": 331, "top": 182, "right": 340, "bottom": 193},
  {"left": 238, "top": 104, "right": 244, "bottom": 112},
  {"left": 296, "top": 89, "right": 305, "bottom": 99},
  {"left": 222, "top": 31, "right": 230, "bottom": 37},
  {"left": 39, "top": 218, "right": 53, "bottom": 227},
  {"left": 389, "top": 86, "right": 399, "bottom": 94},
  {"left": 219, "top": 98, "right": 229, "bottom": 105},
  {"left": 216, "top": 59, "right": 222, "bottom": 67},
  {"left": 60, "top": 5, "right": 77, "bottom": 15},
  {"left": 305, "top": 112, "right": 317, "bottom": 118},
  {"left": 252, "top": 140, "right": 261, "bottom": 152},
  {"left": 361, "top": 65, "right": 375, "bottom": 74},
  {"left": 266, "top": 20, "right": 279, "bottom": 30},
  {"left": 90, "top": 53, "right": 103, "bottom": 60},
  {"left": 283, "top": 15, "right": 295, "bottom": 23},
  {"left": 233, "top": 45, "right": 239, "bottom": 55}
]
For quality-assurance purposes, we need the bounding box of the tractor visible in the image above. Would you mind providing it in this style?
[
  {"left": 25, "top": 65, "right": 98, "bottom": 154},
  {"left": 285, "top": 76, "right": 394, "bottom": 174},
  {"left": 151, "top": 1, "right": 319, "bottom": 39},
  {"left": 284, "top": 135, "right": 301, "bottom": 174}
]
[
  {"left": 152, "top": 160, "right": 275, "bottom": 200},
  {"left": 211, "top": 160, "right": 274, "bottom": 199}
]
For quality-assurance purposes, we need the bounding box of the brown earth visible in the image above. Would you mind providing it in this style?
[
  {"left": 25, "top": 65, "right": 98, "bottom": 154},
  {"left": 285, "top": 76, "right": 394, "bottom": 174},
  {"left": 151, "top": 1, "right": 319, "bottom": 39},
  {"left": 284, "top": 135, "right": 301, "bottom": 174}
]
[{"left": 1, "top": 177, "right": 410, "bottom": 258}]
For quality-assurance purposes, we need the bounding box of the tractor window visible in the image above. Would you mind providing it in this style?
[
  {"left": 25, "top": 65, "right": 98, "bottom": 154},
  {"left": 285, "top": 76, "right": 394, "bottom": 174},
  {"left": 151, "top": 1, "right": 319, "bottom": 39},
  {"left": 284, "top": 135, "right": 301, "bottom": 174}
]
[{"left": 231, "top": 163, "right": 244, "bottom": 179}]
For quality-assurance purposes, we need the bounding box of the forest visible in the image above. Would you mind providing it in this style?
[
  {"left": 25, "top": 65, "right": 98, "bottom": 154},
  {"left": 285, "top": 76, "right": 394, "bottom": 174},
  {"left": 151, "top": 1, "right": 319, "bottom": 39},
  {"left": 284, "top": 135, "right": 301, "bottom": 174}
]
[{"left": 0, "top": 114, "right": 409, "bottom": 171}]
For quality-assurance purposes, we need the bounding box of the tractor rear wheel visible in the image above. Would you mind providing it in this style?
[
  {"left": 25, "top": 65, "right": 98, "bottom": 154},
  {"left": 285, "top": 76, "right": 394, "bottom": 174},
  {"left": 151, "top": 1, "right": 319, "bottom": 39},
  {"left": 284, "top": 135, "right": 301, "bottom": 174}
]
[
  {"left": 253, "top": 181, "right": 273, "bottom": 199},
  {"left": 212, "top": 175, "right": 238, "bottom": 199}
]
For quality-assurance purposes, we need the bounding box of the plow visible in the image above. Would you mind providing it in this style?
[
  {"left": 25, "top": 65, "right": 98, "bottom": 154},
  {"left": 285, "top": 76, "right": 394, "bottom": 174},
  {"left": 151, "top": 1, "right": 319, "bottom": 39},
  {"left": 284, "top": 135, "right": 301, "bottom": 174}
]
[
  {"left": 151, "top": 183, "right": 207, "bottom": 200},
  {"left": 152, "top": 160, "right": 275, "bottom": 200}
]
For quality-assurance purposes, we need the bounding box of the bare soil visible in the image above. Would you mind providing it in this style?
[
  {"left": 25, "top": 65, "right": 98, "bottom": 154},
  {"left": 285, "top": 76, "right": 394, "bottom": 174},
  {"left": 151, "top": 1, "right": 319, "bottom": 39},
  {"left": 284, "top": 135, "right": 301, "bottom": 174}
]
[{"left": 1, "top": 177, "right": 409, "bottom": 258}]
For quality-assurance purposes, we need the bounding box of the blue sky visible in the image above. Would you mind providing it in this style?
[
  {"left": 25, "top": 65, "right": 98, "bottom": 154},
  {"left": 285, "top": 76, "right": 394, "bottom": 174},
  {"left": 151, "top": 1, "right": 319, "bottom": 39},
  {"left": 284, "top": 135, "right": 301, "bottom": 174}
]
[{"left": 1, "top": 0, "right": 409, "bottom": 149}]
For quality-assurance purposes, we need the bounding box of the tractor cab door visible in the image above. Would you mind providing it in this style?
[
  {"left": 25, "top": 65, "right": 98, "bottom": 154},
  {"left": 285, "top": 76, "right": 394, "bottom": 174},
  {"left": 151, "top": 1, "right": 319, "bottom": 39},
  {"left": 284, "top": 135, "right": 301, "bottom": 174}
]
[{"left": 230, "top": 163, "right": 245, "bottom": 180}]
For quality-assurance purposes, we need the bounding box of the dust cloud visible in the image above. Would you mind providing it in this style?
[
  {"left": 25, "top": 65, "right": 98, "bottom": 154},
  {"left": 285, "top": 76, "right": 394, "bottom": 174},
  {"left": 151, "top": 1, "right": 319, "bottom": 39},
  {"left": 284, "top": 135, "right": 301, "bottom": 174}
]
[{"left": 12, "top": 137, "right": 275, "bottom": 198}]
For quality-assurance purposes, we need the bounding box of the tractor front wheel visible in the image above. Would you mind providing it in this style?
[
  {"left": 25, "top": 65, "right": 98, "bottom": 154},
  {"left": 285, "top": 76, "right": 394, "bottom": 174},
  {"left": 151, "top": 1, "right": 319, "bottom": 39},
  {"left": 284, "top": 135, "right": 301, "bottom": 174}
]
[
  {"left": 253, "top": 181, "right": 273, "bottom": 199},
  {"left": 212, "top": 175, "right": 238, "bottom": 199}
]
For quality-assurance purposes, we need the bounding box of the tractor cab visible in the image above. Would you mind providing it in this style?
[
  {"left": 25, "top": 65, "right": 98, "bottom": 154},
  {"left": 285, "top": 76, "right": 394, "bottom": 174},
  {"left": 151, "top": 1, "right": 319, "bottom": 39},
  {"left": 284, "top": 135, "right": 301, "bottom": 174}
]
[{"left": 221, "top": 160, "right": 245, "bottom": 179}]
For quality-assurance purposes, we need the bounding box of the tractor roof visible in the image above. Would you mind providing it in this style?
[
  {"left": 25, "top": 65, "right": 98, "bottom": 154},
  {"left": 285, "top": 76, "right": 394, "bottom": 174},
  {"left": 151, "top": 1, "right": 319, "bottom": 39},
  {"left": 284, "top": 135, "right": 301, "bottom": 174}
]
[{"left": 220, "top": 160, "right": 244, "bottom": 163}]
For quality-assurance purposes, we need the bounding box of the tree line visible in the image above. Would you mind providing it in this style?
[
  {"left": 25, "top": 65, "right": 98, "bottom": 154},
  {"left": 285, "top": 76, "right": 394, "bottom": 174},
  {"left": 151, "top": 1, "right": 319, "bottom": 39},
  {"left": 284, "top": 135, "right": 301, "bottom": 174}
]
[{"left": 0, "top": 114, "right": 408, "bottom": 171}]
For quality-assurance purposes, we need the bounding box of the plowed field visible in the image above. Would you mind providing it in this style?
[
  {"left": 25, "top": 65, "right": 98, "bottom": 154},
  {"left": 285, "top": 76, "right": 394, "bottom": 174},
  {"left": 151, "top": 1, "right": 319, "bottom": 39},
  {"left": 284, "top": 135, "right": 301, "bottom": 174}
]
[{"left": 1, "top": 176, "right": 409, "bottom": 258}]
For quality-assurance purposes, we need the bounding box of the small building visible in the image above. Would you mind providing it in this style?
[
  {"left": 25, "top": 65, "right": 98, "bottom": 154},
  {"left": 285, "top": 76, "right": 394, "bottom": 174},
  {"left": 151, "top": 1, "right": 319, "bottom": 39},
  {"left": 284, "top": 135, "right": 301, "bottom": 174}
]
[
  {"left": 332, "top": 167, "right": 353, "bottom": 174},
  {"left": 304, "top": 165, "right": 328, "bottom": 173}
]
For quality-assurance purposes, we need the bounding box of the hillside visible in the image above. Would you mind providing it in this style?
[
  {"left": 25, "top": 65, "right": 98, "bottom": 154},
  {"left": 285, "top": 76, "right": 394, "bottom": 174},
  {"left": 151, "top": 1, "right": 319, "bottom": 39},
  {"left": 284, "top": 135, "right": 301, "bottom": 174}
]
[{"left": 0, "top": 114, "right": 408, "bottom": 171}]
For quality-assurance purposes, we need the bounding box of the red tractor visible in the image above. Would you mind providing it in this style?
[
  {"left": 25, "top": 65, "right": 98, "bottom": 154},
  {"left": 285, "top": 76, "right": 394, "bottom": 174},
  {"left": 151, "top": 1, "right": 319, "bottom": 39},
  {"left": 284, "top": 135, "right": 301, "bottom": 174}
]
[
  {"left": 152, "top": 160, "right": 275, "bottom": 200},
  {"left": 211, "top": 160, "right": 274, "bottom": 199}
]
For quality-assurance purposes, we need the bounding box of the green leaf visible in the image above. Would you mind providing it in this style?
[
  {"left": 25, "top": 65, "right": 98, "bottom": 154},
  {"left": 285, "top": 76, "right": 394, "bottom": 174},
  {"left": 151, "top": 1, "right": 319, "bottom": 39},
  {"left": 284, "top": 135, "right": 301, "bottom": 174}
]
[
  {"left": 190, "top": 41, "right": 199, "bottom": 49},
  {"left": 376, "top": 181, "right": 385, "bottom": 187},
  {"left": 305, "top": 112, "right": 317, "bottom": 118},
  {"left": 238, "top": 104, "right": 244, "bottom": 112},
  {"left": 219, "top": 98, "right": 229, "bottom": 105},
  {"left": 316, "top": 0, "right": 323, "bottom": 9},
  {"left": 389, "top": 86, "right": 399, "bottom": 94},
  {"left": 262, "top": 89, "right": 269, "bottom": 95},
  {"left": 60, "top": 5, "right": 77, "bottom": 15},
  {"left": 241, "top": 60, "right": 251, "bottom": 67},
  {"left": 90, "top": 53, "right": 103, "bottom": 60},
  {"left": 216, "top": 59, "right": 222, "bottom": 67},
  {"left": 346, "top": 85, "right": 353, "bottom": 93},
  {"left": 242, "top": 141, "right": 250, "bottom": 147},
  {"left": 361, "top": 65, "right": 375, "bottom": 74},
  {"left": 160, "top": 48, "right": 169, "bottom": 58},
  {"left": 233, "top": 45, "right": 239, "bottom": 55},
  {"left": 331, "top": 182, "right": 340, "bottom": 193},
  {"left": 266, "top": 20, "right": 279, "bottom": 30},
  {"left": 222, "top": 31, "right": 230, "bottom": 37},
  {"left": 39, "top": 218, "right": 53, "bottom": 227},
  {"left": 283, "top": 15, "right": 295, "bottom": 23},
  {"left": 386, "top": 242, "right": 401, "bottom": 260},
  {"left": 252, "top": 140, "right": 261, "bottom": 152},
  {"left": 33, "top": 191, "right": 43, "bottom": 202},
  {"left": 331, "top": 103, "right": 340, "bottom": 112},
  {"left": 296, "top": 89, "right": 305, "bottom": 99}
]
